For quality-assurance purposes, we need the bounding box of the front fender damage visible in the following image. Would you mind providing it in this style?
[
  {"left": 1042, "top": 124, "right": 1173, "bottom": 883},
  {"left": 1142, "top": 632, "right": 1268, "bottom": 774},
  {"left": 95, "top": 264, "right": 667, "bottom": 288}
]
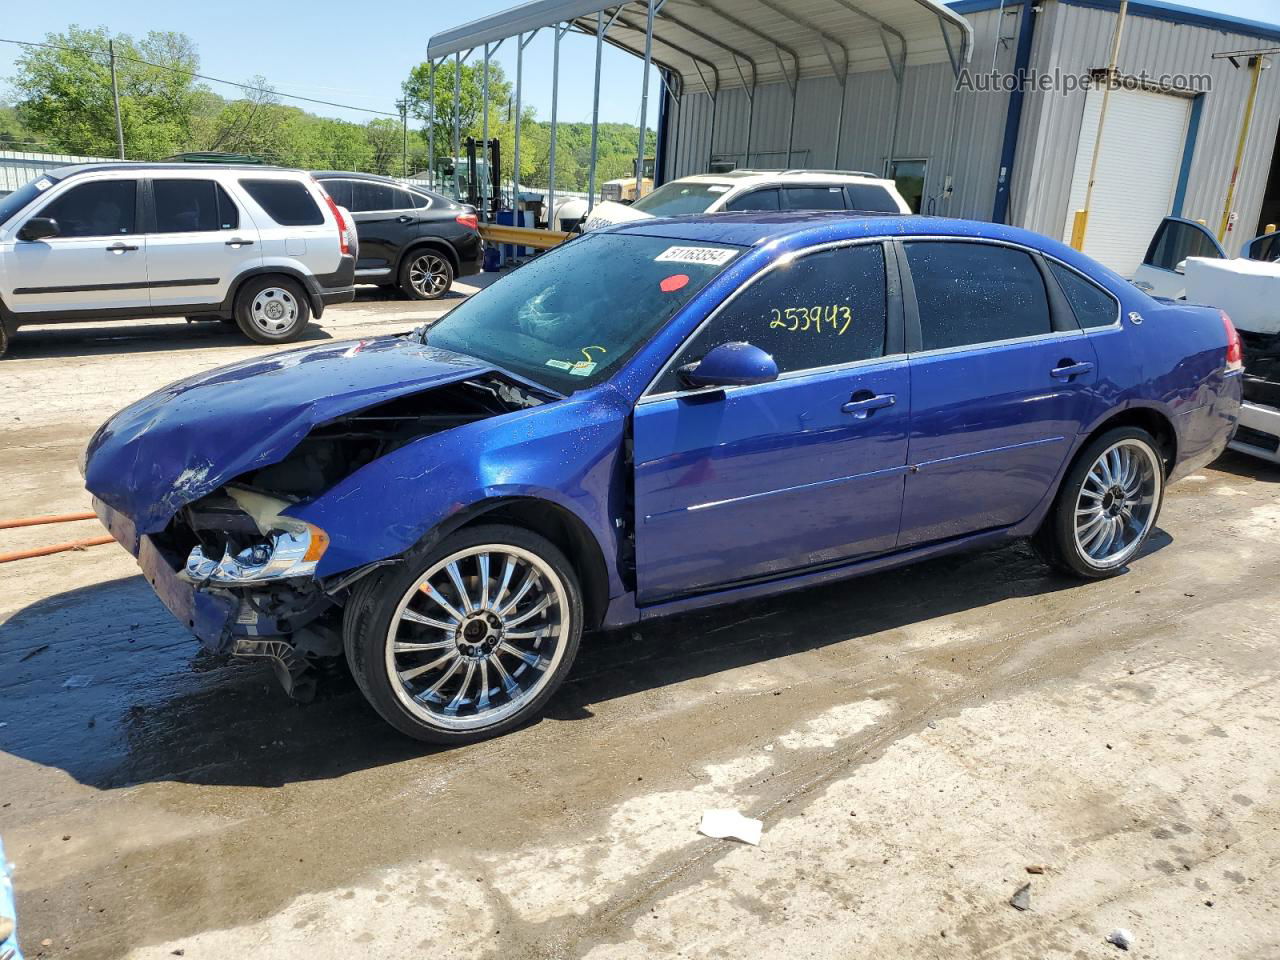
[{"left": 133, "top": 373, "right": 554, "bottom": 700}]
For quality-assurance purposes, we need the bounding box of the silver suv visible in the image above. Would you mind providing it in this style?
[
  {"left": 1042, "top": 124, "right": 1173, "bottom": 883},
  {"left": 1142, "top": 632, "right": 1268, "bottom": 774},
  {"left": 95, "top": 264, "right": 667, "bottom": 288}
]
[{"left": 0, "top": 163, "right": 356, "bottom": 355}]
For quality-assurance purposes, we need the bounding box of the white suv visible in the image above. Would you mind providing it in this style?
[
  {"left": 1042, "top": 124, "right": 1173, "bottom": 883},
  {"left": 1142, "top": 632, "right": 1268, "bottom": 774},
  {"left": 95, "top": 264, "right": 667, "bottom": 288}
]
[
  {"left": 0, "top": 163, "right": 356, "bottom": 355},
  {"left": 581, "top": 169, "right": 912, "bottom": 232}
]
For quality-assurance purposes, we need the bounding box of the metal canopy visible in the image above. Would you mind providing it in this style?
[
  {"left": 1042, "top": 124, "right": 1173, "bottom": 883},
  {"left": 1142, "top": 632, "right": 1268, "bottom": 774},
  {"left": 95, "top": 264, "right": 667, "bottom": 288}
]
[
  {"left": 427, "top": 0, "right": 974, "bottom": 90},
  {"left": 425, "top": 0, "right": 973, "bottom": 224}
]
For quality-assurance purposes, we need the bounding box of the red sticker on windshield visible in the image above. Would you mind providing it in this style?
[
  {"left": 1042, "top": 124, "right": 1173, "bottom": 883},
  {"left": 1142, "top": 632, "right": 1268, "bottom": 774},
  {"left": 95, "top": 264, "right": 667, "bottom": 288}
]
[{"left": 660, "top": 273, "right": 690, "bottom": 293}]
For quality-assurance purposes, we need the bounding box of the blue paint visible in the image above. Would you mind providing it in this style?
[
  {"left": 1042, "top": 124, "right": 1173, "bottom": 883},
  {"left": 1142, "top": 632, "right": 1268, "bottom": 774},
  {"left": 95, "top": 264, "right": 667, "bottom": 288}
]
[
  {"left": 1172, "top": 94, "right": 1205, "bottom": 218},
  {"left": 992, "top": 0, "right": 1038, "bottom": 224},
  {"left": 84, "top": 211, "right": 1241, "bottom": 647}
]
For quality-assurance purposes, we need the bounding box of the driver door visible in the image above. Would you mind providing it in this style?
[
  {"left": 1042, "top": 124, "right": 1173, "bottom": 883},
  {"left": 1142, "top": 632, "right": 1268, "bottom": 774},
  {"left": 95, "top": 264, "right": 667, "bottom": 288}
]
[
  {"left": 7, "top": 176, "right": 149, "bottom": 317},
  {"left": 632, "top": 242, "right": 911, "bottom": 604}
]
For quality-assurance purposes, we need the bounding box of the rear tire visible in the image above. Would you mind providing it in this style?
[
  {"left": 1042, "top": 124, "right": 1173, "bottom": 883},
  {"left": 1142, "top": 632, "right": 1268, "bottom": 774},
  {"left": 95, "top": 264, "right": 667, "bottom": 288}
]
[
  {"left": 399, "top": 249, "right": 454, "bottom": 300},
  {"left": 1034, "top": 427, "right": 1165, "bottom": 579},
  {"left": 233, "top": 276, "right": 311, "bottom": 344},
  {"left": 344, "top": 524, "right": 583, "bottom": 744}
]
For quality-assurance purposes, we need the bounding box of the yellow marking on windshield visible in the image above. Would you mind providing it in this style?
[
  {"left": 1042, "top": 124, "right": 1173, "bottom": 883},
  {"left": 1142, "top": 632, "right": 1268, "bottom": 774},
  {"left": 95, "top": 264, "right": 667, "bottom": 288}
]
[{"left": 581, "top": 345, "right": 608, "bottom": 362}]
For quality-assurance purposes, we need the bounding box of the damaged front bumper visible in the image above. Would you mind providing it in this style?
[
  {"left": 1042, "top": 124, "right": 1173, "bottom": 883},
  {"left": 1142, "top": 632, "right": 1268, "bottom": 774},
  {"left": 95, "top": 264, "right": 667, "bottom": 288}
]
[
  {"left": 93, "top": 496, "right": 345, "bottom": 699},
  {"left": 94, "top": 496, "right": 239, "bottom": 650}
]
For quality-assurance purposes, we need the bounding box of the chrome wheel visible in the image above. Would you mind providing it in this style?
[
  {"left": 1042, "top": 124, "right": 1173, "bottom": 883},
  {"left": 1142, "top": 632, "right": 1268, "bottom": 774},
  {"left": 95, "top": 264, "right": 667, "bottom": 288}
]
[
  {"left": 408, "top": 253, "right": 450, "bottom": 298},
  {"left": 1074, "top": 439, "right": 1161, "bottom": 569},
  {"left": 385, "top": 544, "right": 570, "bottom": 731},
  {"left": 249, "top": 286, "right": 299, "bottom": 335}
]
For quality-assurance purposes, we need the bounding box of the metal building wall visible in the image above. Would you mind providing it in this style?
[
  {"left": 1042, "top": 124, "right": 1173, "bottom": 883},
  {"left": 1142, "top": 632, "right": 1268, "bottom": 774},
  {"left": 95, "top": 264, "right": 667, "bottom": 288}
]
[
  {"left": 1011, "top": 0, "right": 1280, "bottom": 250},
  {"left": 664, "top": 6, "right": 1019, "bottom": 220}
]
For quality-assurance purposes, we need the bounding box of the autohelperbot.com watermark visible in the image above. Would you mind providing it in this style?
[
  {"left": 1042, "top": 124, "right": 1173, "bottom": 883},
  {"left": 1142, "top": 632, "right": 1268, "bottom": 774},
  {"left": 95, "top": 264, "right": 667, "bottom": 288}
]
[{"left": 956, "top": 67, "right": 1212, "bottom": 95}]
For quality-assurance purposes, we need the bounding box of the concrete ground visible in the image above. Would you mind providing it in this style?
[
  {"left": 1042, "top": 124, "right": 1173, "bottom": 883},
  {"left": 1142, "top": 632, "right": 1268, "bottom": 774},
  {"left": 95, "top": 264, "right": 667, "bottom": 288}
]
[{"left": 1, "top": 286, "right": 1278, "bottom": 959}]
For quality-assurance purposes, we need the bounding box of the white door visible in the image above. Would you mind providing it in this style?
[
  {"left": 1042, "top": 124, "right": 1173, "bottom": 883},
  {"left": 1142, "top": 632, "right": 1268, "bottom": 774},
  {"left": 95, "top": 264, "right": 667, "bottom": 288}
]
[
  {"left": 1131, "top": 216, "right": 1225, "bottom": 299},
  {"left": 1062, "top": 87, "right": 1191, "bottom": 278},
  {"left": 7, "top": 176, "right": 149, "bottom": 316},
  {"left": 145, "top": 176, "right": 261, "bottom": 310}
]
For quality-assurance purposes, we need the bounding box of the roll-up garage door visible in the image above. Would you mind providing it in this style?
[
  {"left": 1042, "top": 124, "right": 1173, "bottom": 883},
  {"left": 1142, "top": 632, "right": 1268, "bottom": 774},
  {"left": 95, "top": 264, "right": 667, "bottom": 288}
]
[{"left": 1062, "top": 86, "right": 1192, "bottom": 278}]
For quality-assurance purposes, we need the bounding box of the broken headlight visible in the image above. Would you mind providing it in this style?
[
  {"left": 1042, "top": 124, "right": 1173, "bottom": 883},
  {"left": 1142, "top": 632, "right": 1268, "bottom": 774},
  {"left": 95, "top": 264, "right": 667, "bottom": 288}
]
[{"left": 180, "top": 487, "right": 329, "bottom": 586}]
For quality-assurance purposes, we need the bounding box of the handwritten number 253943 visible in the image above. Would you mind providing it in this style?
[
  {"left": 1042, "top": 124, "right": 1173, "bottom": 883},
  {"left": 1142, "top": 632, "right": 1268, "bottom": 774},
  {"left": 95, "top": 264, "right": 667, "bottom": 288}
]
[{"left": 769, "top": 305, "right": 853, "bottom": 334}]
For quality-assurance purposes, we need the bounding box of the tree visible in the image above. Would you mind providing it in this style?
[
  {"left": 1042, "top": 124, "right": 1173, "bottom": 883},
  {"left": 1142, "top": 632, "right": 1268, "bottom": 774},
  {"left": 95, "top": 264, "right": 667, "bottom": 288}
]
[
  {"left": 11, "top": 25, "right": 203, "bottom": 159},
  {"left": 365, "top": 117, "right": 404, "bottom": 176},
  {"left": 192, "top": 76, "right": 281, "bottom": 156},
  {"left": 402, "top": 59, "right": 512, "bottom": 166}
]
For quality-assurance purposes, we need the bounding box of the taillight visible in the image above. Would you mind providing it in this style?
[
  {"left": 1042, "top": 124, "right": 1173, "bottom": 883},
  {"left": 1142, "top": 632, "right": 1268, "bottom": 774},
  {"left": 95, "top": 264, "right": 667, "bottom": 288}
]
[
  {"left": 312, "top": 178, "right": 350, "bottom": 256},
  {"left": 1222, "top": 309, "right": 1244, "bottom": 372},
  {"left": 456, "top": 212, "right": 478, "bottom": 231}
]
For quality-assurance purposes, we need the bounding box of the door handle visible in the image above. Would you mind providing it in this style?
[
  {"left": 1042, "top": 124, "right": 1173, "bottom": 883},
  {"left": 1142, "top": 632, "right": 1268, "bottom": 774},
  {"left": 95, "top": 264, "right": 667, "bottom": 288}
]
[
  {"left": 841, "top": 393, "right": 896, "bottom": 419},
  {"left": 396, "top": 215, "right": 414, "bottom": 223},
  {"left": 225, "top": 238, "right": 254, "bottom": 247},
  {"left": 1050, "top": 360, "right": 1095, "bottom": 380},
  {"left": 105, "top": 242, "right": 138, "bottom": 253}
]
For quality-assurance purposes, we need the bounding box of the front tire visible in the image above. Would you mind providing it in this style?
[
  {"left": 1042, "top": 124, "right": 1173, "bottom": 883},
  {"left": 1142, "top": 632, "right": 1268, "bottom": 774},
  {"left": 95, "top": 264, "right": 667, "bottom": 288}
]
[
  {"left": 1035, "top": 427, "right": 1165, "bottom": 578},
  {"left": 399, "top": 249, "right": 454, "bottom": 300},
  {"left": 344, "top": 524, "right": 583, "bottom": 744},
  {"left": 233, "top": 276, "right": 311, "bottom": 344}
]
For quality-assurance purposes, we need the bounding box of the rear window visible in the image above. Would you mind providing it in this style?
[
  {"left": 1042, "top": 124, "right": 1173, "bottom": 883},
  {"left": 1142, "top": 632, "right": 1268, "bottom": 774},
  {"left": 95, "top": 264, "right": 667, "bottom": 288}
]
[
  {"left": 845, "top": 184, "right": 899, "bottom": 213},
  {"left": 239, "top": 178, "right": 324, "bottom": 226},
  {"left": 1049, "top": 262, "right": 1118, "bottom": 329},
  {"left": 631, "top": 181, "right": 730, "bottom": 217},
  {"left": 153, "top": 179, "right": 239, "bottom": 232},
  {"left": 781, "top": 186, "right": 845, "bottom": 211}
]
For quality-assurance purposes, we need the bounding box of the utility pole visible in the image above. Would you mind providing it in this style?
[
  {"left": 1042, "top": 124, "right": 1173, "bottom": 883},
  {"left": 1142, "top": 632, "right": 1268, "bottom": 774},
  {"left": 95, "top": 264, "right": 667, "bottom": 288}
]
[
  {"left": 397, "top": 99, "right": 408, "bottom": 178},
  {"left": 1072, "top": 0, "right": 1129, "bottom": 251},
  {"left": 109, "top": 39, "right": 125, "bottom": 159},
  {"left": 1212, "top": 47, "right": 1275, "bottom": 242}
]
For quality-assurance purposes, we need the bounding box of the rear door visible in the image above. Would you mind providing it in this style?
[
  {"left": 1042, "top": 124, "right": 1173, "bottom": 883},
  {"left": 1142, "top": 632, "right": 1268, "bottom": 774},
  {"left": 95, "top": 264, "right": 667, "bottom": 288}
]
[
  {"left": 6, "top": 175, "right": 149, "bottom": 317},
  {"left": 1131, "top": 217, "right": 1225, "bottom": 299},
  {"left": 897, "top": 239, "right": 1103, "bottom": 548},
  {"left": 144, "top": 176, "right": 260, "bottom": 311},
  {"left": 633, "top": 241, "right": 910, "bottom": 602},
  {"left": 349, "top": 180, "right": 421, "bottom": 278}
]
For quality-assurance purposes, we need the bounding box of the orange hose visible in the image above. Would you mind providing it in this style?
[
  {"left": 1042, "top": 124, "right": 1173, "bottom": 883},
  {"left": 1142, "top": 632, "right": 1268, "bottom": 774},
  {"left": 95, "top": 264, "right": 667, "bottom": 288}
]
[
  {"left": 0, "top": 536, "right": 115, "bottom": 563},
  {"left": 0, "top": 511, "right": 97, "bottom": 530}
]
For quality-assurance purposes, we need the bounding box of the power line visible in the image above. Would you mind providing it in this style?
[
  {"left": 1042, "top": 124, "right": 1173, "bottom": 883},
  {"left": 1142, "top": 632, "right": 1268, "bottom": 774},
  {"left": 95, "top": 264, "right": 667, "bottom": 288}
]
[{"left": 0, "top": 36, "right": 402, "bottom": 117}]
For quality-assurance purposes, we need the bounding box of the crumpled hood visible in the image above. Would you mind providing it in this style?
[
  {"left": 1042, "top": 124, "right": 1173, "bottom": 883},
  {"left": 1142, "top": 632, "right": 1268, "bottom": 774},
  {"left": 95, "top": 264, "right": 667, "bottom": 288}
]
[{"left": 84, "top": 337, "right": 493, "bottom": 533}]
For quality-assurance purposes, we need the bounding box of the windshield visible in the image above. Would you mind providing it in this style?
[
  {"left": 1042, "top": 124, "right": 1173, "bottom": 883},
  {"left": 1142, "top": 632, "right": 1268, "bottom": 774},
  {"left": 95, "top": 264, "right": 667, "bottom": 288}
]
[
  {"left": 427, "top": 232, "right": 742, "bottom": 392},
  {"left": 0, "top": 174, "right": 61, "bottom": 228},
  {"left": 631, "top": 181, "right": 731, "bottom": 217}
]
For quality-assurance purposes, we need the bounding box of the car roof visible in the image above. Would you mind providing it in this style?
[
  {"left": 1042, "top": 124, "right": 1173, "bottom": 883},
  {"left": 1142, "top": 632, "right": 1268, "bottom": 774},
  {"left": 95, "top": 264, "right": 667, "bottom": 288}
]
[
  {"left": 45, "top": 162, "right": 298, "bottom": 179},
  {"left": 672, "top": 169, "right": 887, "bottom": 186},
  {"left": 311, "top": 170, "right": 405, "bottom": 183},
  {"left": 607, "top": 210, "right": 1069, "bottom": 257}
]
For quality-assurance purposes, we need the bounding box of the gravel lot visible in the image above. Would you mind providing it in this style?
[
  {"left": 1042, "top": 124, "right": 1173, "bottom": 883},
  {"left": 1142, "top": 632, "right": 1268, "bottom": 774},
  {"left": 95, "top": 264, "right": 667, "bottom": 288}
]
[{"left": 2, "top": 284, "right": 1279, "bottom": 959}]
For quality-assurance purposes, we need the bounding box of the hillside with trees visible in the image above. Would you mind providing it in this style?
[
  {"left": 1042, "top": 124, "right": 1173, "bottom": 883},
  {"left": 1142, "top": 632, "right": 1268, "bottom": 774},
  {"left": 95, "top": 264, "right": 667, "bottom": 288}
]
[{"left": 5, "top": 26, "right": 654, "bottom": 192}]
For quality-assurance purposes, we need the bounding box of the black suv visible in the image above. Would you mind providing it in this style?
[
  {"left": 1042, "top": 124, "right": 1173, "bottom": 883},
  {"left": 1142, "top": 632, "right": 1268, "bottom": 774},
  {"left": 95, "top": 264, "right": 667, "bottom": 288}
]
[{"left": 311, "top": 172, "right": 481, "bottom": 300}]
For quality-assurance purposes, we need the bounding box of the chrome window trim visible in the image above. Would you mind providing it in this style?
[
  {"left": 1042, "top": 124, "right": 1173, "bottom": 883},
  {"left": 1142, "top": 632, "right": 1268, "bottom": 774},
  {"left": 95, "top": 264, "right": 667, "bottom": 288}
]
[
  {"left": 639, "top": 236, "right": 892, "bottom": 404},
  {"left": 906, "top": 327, "right": 1085, "bottom": 362}
]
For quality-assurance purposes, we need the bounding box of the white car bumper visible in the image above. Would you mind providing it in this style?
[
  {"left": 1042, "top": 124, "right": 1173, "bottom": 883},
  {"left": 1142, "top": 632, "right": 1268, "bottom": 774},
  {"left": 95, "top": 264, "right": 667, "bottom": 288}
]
[{"left": 1229, "top": 400, "right": 1280, "bottom": 464}]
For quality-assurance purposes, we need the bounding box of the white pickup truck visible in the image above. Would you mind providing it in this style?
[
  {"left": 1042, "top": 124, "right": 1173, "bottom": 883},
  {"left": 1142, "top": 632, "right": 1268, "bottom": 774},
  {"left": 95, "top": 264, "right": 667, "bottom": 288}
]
[{"left": 1132, "top": 217, "right": 1280, "bottom": 464}]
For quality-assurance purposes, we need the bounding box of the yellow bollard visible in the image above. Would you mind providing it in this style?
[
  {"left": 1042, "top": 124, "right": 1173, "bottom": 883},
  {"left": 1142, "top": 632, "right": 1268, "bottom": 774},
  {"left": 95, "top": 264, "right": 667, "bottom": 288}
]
[{"left": 1070, "top": 210, "right": 1089, "bottom": 251}]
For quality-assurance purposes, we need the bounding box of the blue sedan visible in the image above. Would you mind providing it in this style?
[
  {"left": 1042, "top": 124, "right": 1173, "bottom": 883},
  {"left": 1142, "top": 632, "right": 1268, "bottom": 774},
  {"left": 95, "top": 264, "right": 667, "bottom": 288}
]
[{"left": 84, "top": 212, "right": 1244, "bottom": 742}]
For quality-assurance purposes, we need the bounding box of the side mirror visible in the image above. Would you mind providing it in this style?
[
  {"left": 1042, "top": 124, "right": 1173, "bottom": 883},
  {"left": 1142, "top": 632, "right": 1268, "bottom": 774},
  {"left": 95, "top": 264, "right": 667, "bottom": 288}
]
[
  {"left": 18, "top": 217, "right": 59, "bottom": 241},
  {"left": 1175, "top": 258, "right": 1188, "bottom": 275},
  {"left": 677, "top": 342, "right": 778, "bottom": 389}
]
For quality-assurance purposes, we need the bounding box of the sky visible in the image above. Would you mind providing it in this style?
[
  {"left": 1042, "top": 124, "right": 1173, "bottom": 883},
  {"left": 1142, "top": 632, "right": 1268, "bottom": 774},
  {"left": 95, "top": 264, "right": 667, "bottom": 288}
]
[{"left": 3, "top": 0, "right": 1280, "bottom": 141}]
